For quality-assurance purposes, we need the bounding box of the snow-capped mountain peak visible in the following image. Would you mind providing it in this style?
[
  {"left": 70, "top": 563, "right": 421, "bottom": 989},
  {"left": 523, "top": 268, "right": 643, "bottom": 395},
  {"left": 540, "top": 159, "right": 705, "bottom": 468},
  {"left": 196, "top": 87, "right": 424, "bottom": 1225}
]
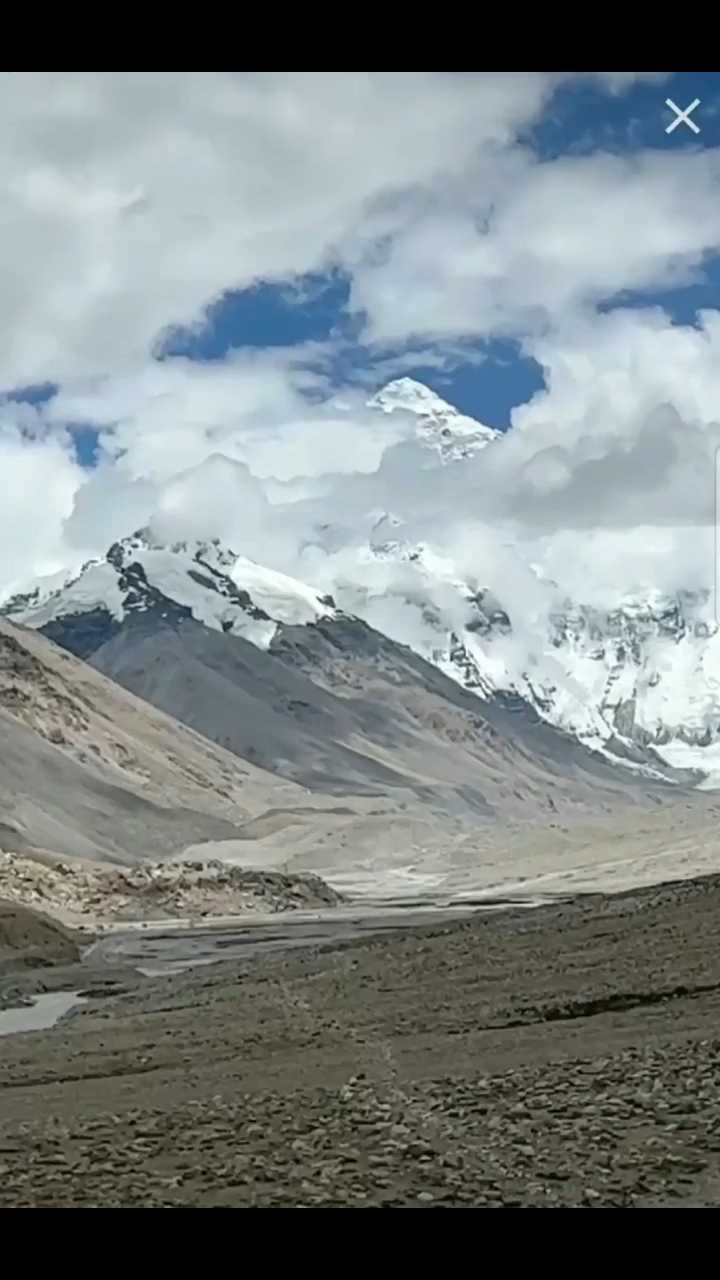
[
  {"left": 435, "top": 582, "right": 720, "bottom": 780},
  {"left": 107, "top": 529, "right": 238, "bottom": 577},
  {"left": 1, "top": 531, "right": 337, "bottom": 657},
  {"left": 369, "top": 378, "right": 500, "bottom": 461},
  {"left": 318, "top": 507, "right": 720, "bottom": 784}
]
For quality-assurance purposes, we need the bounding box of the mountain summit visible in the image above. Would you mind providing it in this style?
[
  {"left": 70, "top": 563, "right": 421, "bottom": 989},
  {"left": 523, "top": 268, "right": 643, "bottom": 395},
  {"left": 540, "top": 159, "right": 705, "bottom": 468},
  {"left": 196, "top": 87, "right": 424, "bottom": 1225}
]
[{"left": 368, "top": 377, "right": 500, "bottom": 461}]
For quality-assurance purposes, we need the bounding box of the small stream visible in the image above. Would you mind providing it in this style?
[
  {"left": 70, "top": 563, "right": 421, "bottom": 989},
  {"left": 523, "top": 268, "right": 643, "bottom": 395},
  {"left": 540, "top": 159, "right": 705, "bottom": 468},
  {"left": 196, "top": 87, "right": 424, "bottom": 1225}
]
[
  {"left": 0, "top": 897, "right": 549, "bottom": 1035},
  {"left": 0, "top": 991, "right": 86, "bottom": 1037},
  {"left": 88, "top": 902, "right": 484, "bottom": 974}
]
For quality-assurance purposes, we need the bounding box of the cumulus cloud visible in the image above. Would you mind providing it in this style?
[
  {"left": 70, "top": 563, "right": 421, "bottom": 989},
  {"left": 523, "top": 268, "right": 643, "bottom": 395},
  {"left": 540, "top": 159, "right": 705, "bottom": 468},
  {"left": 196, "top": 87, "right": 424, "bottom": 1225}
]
[
  {"left": 0, "top": 71, "right": 593, "bottom": 390},
  {"left": 506, "top": 308, "right": 720, "bottom": 532},
  {"left": 4, "top": 69, "right": 720, "bottom": 626},
  {"left": 350, "top": 149, "right": 720, "bottom": 344},
  {"left": 0, "top": 404, "right": 83, "bottom": 591},
  {"left": 0, "top": 72, "right": 670, "bottom": 387}
]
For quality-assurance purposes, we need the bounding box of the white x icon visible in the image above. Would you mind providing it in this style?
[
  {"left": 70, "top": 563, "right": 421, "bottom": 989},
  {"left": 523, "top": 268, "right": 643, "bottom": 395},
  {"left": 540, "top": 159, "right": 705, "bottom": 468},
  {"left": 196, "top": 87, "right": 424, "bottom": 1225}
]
[{"left": 665, "top": 97, "right": 701, "bottom": 135}]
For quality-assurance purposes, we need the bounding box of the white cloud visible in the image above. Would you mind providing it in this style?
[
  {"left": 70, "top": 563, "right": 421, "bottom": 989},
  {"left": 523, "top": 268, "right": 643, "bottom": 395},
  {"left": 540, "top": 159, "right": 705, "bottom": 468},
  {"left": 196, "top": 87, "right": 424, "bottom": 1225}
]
[
  {"left": 0, "top": 71, "right": 603, "bottom": 390},
  {"left": 505, "top": 308, "right": 720, "bottom": 531},
  {"left": 0, "top": 405, "right": 83, "bottom": 591},
  {"left": 48, "top": 346, "right": 414, "bottom": 487},
  {"left": 7, "top": 300, "right": 720, "bottom": 609},
  {"left": 350, "top": 149, "right": 720, "bottom": 345},
  {"left": 5, "top": 69, "right": 720, "bottom": 622}
]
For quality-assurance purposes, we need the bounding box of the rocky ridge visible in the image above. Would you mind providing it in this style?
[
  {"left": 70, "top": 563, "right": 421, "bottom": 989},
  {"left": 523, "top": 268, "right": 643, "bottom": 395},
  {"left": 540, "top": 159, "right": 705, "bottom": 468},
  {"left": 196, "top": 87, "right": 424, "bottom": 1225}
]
[{"left": 0, "top": 850, "right": 341, "bottom": 929}]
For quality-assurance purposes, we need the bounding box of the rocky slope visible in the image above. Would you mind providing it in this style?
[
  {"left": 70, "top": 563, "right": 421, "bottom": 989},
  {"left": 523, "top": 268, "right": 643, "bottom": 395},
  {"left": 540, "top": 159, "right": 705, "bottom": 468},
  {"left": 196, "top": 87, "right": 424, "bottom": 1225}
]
[
  {"left": 10, "top": 612, "right": 707, "bottom": 906},
  {"left": 0, "top": 619, "right": 333, "bottom": 864},
  {"left": 6, "top": 557, "right": 700, "bottom": 824}
]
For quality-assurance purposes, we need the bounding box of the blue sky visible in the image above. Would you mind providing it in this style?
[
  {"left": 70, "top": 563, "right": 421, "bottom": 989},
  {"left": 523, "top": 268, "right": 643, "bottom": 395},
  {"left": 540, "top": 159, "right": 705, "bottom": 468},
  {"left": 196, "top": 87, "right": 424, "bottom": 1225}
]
[
  {"left": 526, "top": 71, "right": 720, "bottom": 156},
  {"left": 159, "top": 73, "right": 720, "bottom": 436},
  {"left": 7, "top": 72, "right": 720, "bottom": 467}
]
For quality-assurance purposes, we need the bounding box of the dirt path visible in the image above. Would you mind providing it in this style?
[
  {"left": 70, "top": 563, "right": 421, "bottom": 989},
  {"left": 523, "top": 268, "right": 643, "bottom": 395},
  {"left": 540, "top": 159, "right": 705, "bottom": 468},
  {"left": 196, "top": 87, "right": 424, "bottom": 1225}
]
[{"left": 2, "top": 876, "right": 720, "bottom": 1206}]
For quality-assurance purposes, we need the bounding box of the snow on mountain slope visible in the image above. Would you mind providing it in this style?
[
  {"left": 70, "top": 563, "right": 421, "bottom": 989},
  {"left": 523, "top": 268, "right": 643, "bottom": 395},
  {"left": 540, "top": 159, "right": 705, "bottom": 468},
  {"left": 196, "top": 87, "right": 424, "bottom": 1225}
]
[
  {"left": 229, "top": 556, "right": 336, "bottom": 626},
  {"left": 2, "top": 530, "right": 336, "bottom": 656},
  {"left": 331, "top": 527, "right": 720, "bottom": 782},
  {"left": 532, "top": 593, "right": 720, "bottom": 768},
  {"left": 369, "top": 377, "right": 500, "bottom": 461},
  {"left": 456, "top": 586, "right": 720, "bottom": 766}
]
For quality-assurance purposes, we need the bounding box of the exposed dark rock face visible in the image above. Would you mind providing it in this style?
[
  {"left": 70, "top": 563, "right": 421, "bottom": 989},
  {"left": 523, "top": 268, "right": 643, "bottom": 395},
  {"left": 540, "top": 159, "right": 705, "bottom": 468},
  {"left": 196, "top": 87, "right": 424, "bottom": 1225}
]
[{"left": 40, "top": 609, "right": 122, "bottom": 660}]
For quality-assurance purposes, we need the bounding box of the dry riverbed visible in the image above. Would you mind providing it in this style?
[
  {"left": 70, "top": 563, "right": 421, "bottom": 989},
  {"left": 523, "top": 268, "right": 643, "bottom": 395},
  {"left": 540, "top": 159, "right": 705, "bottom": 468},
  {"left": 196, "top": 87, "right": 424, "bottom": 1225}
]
[{"left": 2, "top": 874, "right": 720, "bottom": 1206}]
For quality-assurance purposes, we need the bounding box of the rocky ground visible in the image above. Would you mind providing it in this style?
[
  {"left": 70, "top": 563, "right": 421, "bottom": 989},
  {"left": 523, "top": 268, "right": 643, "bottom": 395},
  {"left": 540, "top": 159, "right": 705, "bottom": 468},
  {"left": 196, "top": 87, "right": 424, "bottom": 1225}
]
[{"left": 2, "top": 873, "right": 720, "bottom": 1206}]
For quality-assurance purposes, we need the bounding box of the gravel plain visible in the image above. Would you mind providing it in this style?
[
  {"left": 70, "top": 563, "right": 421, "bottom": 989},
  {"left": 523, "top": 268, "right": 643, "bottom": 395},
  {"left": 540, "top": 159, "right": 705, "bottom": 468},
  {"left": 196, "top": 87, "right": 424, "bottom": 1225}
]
[{"left": 2, "top": 874, "right": 720, "bottom": 1207}]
